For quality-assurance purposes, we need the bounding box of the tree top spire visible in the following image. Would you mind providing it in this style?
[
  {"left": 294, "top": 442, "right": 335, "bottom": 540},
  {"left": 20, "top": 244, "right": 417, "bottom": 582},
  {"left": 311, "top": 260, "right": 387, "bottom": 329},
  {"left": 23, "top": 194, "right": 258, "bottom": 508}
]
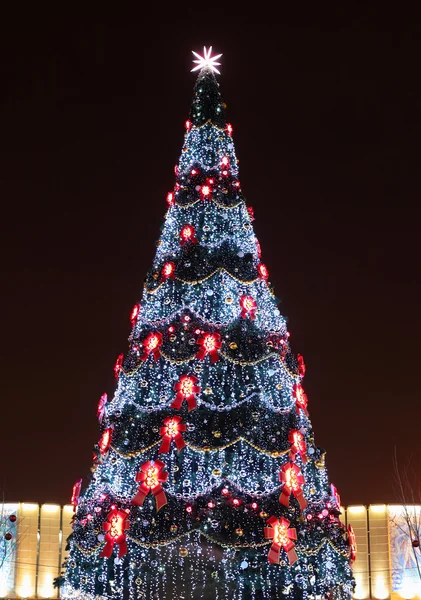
[{"left": 189, "top": 50, "right": 226, "bottom": 129}]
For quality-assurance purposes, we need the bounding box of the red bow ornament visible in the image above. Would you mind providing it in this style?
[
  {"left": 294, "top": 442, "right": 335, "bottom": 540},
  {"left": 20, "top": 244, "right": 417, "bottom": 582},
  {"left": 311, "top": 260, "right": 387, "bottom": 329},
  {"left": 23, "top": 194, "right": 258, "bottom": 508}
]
[
  {"left": 98, "top": 427, "right": 113, "bottom": 456},
  {"left": 196, "top": 332, "right": 221, "bottom": 363},
  {"left": 293, "top": 383, "right": 309, "bottom": 417},
  {"left": 331, "top": 483, "right": 341, "bottom": 509},
  {"left": 97, "top": 393, "right": 108, "bottom": 423},
  {"left": 114, "top": 354, "right": 124, "bottom": 378},
  {"left": 264, "top": 516, "right": 298, "bottom": 565},
  {"left": 132, "top": 460, "right": 168, "bottom": 511},
  {"left": 141, "top": 332, "right": 163, "bottom": 361},
  {"left": 297, "top": 354, "right": 306, "bottom": 378},
  {"left": 288, "top": 430, "right": 308, "bottom": 463},
  {"left": 347, "top": 524, "right": 357, "bottom": 563},
  {"left": 130, "top": 304, "right": 140, "bottom": 327},
  {"left": 161, "top": 261, "right": 176, "bottom": 280},
  {"left": 159, "top": 416, "right": 186, "bottom": 453},
  {"left": 171, "top": 375, "right": 200, "bottom": 411},
  {"left": 240, "top": 295, "right": 257, "bottom": 319},
  {"left": 100, "top": 507, "right": 130, "bottom": 558},
  {"left": 180, "top": 224, "right": 197, "bottom": 246},
  {"left": 71, "top": 478, "right": 82, "bottom": 511},
  {"left": 279, "top": 462, "right": 307, "bottom": 510}
]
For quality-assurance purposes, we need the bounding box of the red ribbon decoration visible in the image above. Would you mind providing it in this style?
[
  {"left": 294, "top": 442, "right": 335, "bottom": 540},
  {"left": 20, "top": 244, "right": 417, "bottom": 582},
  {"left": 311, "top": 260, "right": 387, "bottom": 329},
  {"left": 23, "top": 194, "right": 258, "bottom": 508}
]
[
  {"left": 132, "top": 460, "right": 168, "bottom": 511},
  {"left": 293, "top": 383, "right": 309, "bottom": 417},
  {"left": 98, "top": 427, "right": 113, "bottom": 456},
  {"left": 159, "top": 416, "right": 186, "bottom": 453},
  {"left": 279, "top": 462, "right": 307, "bottom": 510},
  {"left": 240, "top": 295, "right": 257, "bottom": 319},
  {"left": 114, "top": 354, "right": 124, "bottom": 378},
  {"left": 71, "top": 478, "right": 82, "bottom": 511},
  {"left": 347, "top": 524, "right": 357, "bottom": 563},
  {"left": 171, "top": 375, "right": 200, "bottom": 411},
  {"left": 264, "top": 516, "right": 298, "bottom": 565},
  {"left": 141, "top": 332, "right": 163, "bottom": 361},
  {"left": 288, "top": 430, "right": 308, "bottom": 463},
  {"left": 130, "top": 304, "right": 140, "bottom": 326},
  {"left": 331, "top": 483, "right": 341, "bottom": 509},
  {"left": 297, "top": 353, "right": 306, "bottom": 378},
  {"left": 196, "top": 332, "right": 221, "bottom": 363},
  {"left": 180, "top": 224, "right": 197, "bottom": 246},
  {"left": 258, "top": 263, "right": 269, "bottom": 280},
  {"left": 100, "top": 508, "right": 130, "bottom": 559},
  {"left": 161, "top": 261, "right": 176, "bottom": 280},
  {"left": 97, "top": 393, "right": 108, "bottom": 423}
]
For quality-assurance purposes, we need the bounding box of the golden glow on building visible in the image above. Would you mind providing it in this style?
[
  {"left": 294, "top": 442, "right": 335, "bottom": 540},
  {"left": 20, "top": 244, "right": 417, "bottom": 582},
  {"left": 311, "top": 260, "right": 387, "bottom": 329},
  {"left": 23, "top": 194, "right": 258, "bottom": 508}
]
[{"left": 1, "top": 502, "right": 421, "bottom": 598}]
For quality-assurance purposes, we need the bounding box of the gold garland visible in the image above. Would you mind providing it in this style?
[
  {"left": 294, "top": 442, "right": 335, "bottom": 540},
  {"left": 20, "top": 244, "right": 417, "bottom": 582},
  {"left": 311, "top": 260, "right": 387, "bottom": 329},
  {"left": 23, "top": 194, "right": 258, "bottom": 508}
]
[
  {"left": 74, "top": 529, "right": 348, "bottom": 557},
  {"left": 121, "top": 350, "right": 297, "bottom": 378},
  {"left": 147, "top": 268, "right": 261, "bottom": 295},
  {"left": 173, "top": 197, "right": 244, "bottom": 210},
  {"left": 110, "top": 437, "right": 290, "bottom": 459}
]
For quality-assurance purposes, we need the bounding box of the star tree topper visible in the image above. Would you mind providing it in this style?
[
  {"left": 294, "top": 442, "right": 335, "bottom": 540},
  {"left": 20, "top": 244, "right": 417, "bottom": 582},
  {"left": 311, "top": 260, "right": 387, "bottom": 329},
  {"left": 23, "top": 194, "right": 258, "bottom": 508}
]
[{"left": 191, "top": 47, "right": 222, "bottom": 74}]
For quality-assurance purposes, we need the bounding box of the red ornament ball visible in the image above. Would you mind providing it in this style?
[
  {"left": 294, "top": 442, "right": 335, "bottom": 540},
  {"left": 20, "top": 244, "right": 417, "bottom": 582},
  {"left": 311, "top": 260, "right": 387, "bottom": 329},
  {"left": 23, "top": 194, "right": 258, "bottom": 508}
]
[
  {"left": 9, "top": 515, "right": 17, "bottom": 523},
  {"left": 4, "top": 533, "right": 12, "bottom": 541},
  {"left": 412, "top": 539, "right": 420, "bottom": 548}
]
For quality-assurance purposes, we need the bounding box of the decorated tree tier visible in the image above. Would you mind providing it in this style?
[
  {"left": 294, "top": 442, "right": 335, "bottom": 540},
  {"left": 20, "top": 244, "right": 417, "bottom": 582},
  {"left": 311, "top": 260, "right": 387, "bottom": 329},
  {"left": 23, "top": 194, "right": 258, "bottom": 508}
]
[{"left": 61, "top": 48, "right": 355, "bottom": 600}]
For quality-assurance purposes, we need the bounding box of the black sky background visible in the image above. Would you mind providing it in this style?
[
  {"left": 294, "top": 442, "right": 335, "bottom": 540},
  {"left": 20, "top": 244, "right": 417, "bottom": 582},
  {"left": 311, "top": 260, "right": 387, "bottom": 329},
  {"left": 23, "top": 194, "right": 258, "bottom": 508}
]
[{"left": 1, "top": 8, "right": 420, "bottom": 507}]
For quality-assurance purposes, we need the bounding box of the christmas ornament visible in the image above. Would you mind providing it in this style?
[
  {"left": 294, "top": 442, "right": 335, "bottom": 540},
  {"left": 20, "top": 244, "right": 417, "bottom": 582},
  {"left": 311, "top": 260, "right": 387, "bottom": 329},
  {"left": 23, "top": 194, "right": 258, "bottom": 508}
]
[
  {"left": 293, "top": 383, "right": 309, "bottom": 416},
  {"left": 297, "top": 353, "right": 306, "bottom": 377},
  {"left": 98, "top": 428, "right": 113, "bottom": 456},
  {"left": 279, "top": 462, "right": 307, "bottom": 510},
  {"left": 240, "top": 295, "right": 257, "bottom": 319},
  {"left": 71, "top": 478, "right": 82, "bottom": 511},
  {"left": 100, "top": 507, "right": 130, "bottom": 559},
  {"left": 141, "top": 332, "right": 163, "bottom": 361},
  {"left": 166, "top": 192, "right": 174, "bottom": 206},
  {"left": 161, "top": 261, "right": 175, "bottom": 280},
  {"left": 8, "top": 515, "right": 16, "bottom": 523},
  {"left": 172, "top": 374, "right": 200, "bottom": 411},
  {"left": 180, "top": 224, "right": 197, "bottom": 245},
  {"left": 264, "top": 516, "right": 298, "bottom": 565},
  {"left": 288, "top": 430, "right": 308, "bottom": 463},
  {"left": 226, "top": 123, "right": 233, "bottom": 135},
  {"left": 258, "top": 263, "right": 269, "bottom": 280},
  {"left": 159, "top": 416, "right": 186, "bottom": 453},
  {"left": 201, "top": 185, "right": 211, "bottom": 198},
  {"left": 97, "top": 393, "right": 108, "bottom": 423},
  {"left": 132, "top": 460, "right": 168, "bottom": 511},
  {"left": 4, "top": 533, "right": 12, "bottom": 541},
  {"left": 247, "top": 206, "right": 255, "bottom": 221},
  {"left": 130, "top": 304, "right": 140, "bottom": 326},
  {"left": 196, "top": 332, "right": 222, "bottom": 363},
  {"left": 114, "top": 354, "right": 124, "bottom": 378},
  {"left": 347, "top": 524, "right": 357, "bottom": 563}
]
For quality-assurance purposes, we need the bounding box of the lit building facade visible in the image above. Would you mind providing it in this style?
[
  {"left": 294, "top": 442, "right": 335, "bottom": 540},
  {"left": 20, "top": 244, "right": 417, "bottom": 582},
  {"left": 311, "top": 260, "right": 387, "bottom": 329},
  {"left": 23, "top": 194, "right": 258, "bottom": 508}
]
[{"left": 0, "top": 503, "right": 420, "bottom": 599}]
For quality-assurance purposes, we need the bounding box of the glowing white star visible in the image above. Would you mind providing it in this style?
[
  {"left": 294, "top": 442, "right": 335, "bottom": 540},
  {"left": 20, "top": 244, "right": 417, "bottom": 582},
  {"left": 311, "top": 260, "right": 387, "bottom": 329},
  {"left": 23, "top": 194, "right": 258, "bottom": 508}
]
[{"left": 191, "top": 46, "right": 222, "bottom": 74}]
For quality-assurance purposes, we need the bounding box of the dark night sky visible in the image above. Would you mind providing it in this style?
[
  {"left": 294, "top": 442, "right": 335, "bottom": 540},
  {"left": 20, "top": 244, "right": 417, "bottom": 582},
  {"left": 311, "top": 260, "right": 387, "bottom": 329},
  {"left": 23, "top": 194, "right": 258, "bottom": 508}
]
[{"left": 1, "top": 8, "right": 420, "bottom": 507}]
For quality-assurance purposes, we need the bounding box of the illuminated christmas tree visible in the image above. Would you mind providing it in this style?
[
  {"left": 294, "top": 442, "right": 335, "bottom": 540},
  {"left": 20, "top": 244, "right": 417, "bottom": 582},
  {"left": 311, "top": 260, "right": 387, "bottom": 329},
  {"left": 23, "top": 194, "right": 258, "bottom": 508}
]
[{"left": 61, "top": 48, "right": 356, "bottom": 600}]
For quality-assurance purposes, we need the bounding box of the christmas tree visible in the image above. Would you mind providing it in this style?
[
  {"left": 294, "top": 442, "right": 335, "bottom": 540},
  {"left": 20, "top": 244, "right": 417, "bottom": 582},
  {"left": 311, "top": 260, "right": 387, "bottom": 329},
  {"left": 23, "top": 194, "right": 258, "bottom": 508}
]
[{"left": 61, "top": 49, "right": 356, "bottom": 600}]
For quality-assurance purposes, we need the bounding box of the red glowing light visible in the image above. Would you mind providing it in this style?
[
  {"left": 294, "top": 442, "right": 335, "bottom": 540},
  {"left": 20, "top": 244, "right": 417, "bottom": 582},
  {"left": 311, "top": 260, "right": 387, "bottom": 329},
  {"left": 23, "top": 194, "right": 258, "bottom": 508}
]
[
  {"left": 185, "top": 120, "right": 192, "bottom": 131},
  {"left": 141, "top": 332, "right": 163, "bottom": 361},
  {"left": 232, "top": 498, "right": 240, "bottom": 506},
  {"left": 322, "top": 509, "right": 329, "bottom": 517},
  {"left": 186, "top": 505, "right": 192, "bottom": 513},
  {"left": 162, "top": 262, "right": 175, "bottom": 279},
  {"left": 221, "top": 488, "right": 229, "bottom": 496},
  {"left": 191, "top": 168, "right": 197, "bottom": 175},
  {"left": 306, "top": 514, "right": 313, "bottom": 521},
  {"left": 247, "top": 206, "right": 255, "bottom": 221},
  {"left": 114, "top": 354, "right": 123, "bottom": 378},
  {"left": 184, "top": 315, "right": 191, "bottom": 322},
  {"left": 221, "top": 156, "right": 229, "bottom": 167},
  {"left": 208, "top": 178, "right": 214, "bottom": 184},
  {"left": 208, "top": 501, "right": 215, "bottom": 509},
  {"left": 172, "top": 374, "right": 200, "bottom": 412},
  {"left": 226, "top": 123, "right": 233, "bottom": 135},
  {"left": 201, "top": 185, "right": 211, "bottom": 197},
  {"left": 180, "top": 224, "right": 197, "bottom": 245},
  {"left": 197, "top": 332, "right": 222, "bottom": 363},
  {"left": 99, "top": 428, "right": 112, "bottom": 455},
  {"left": 251, "top": 502, "right": 258, "bottom": 510},
  {"left": 166, "top": 192, "right": 174, "bottom": 206},
  {"left": 222, "top": 170, "right": 228, "bottom": 176},
  {"left": 258, "top": 263, "right": 269, "bottom": 280},
  {"left": 130, "top": 304, "right": 140, "bottom": 325},
  {"left": 168, "top": 326, "right": 175, "bottom": 333},
  {"left": 174, "top": 165, "right": 178, "bottom": 175},
  {"left": 240, "top": 295, "right": 257, "bottom": 319}
]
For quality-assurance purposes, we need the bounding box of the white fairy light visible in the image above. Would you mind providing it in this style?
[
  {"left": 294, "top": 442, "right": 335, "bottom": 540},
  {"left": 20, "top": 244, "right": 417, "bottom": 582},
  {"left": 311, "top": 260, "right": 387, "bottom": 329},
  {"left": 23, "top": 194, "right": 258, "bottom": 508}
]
[{"left": 191, "top": 46, "right": 222, "bottom": 74}]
